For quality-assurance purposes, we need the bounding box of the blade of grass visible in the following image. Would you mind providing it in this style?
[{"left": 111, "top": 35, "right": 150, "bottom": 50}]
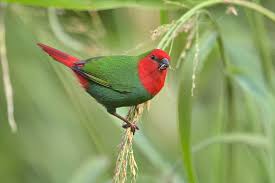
[
  {"left": 192, "top": 133, "right": 269, "bottom": 153},
  {"left": 0, "top": 6, "right": 17, "bottom": 133},
  {"left": 178, "top": 74, "right": 197, "bottom": 183}
]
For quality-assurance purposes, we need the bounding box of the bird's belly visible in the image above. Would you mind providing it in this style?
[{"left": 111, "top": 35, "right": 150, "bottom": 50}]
[{"left": 87, "top": 83, "right": 152, "bottom": 108}]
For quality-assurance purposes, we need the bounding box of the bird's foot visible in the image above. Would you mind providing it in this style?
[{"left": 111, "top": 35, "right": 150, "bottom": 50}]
[
  {"left": 108, "top": 110, "right": 140, "bottom": 135},
  {"left": 122, "top": 123, "right": 139, "bottom": 135}
]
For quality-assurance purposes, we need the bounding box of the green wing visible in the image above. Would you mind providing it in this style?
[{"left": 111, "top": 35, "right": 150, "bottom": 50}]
[{"left": 79, "top": 55, "right": 140, "bottom": 93}]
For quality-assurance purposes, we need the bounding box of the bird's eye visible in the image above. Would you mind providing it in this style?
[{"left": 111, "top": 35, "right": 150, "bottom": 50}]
[{"left": 151, "top": 55, "right": 156, "bottom": 60}]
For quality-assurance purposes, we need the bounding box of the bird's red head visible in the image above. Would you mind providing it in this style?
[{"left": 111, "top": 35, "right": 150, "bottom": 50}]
[{"left": 138, "top": 49, "right": 171, "bottom": 96}]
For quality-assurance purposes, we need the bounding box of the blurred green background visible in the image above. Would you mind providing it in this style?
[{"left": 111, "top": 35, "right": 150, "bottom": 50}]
[{"left": 0, "top": 0, "right": 275, "bottom": 183}]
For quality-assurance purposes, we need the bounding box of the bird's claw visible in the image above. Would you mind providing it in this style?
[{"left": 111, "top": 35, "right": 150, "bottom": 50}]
[{"left": 122, "top": 123, "right": 139, "bottom": 135}]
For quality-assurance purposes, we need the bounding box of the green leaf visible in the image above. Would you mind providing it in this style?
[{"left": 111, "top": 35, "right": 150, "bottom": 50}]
[
  {"left": 1, "top": 0, "right": 193, "bottom": 10},
  {"left": 178, "top": 78, "right": 197, "bottom": 183},
  {"left": 192, "top": 133, "right": 269, "bottom": 153}
]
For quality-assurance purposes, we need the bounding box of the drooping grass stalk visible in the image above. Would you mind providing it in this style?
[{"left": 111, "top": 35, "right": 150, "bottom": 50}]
[
  {"left": 113, "top": 105, "right": 144, "bottom": 183},
  {"left": 192, "top": 133, "right": 269, "bottom": 153},
  {"left": 163, "top": 0, "right": 190, "bottom": 9},
  {"left": 0, "top": 7, "right": 17, "bottom": 133},
  {"left": 157, "top": 0, "right": 275, "bottom": 49},
  {"left": 174, "top": 21, "right": 196, "bottom": 70},
  {"left": 191, "top": 14, "right": 199, "bottom": 97}
]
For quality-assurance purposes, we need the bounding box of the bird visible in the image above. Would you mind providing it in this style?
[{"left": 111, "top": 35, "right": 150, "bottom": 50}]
[{"left": 37, "top": 43, "right": 170, "bottom": 134}]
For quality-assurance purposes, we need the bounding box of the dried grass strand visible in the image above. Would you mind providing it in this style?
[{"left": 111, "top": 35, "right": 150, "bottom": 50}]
[
  {"left": 113, "top": 104, "right": 144, "bottom": 183},
  {"left": 191, "top": 15, "right": 200, "bottom": 97},
  {"left": 0, "top": 11, "right": 17, "bottom": 133}
]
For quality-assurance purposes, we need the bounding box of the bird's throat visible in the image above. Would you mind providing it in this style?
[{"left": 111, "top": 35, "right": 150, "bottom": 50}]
[{"left": 138, "top": 58, "right": 167, "bottom": 96}]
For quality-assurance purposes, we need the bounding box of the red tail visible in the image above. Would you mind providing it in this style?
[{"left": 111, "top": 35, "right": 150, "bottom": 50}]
[
  {"left": 37, "top": 43, "right": 88, "bottom": 88},
  {"left": 37, "top": 43, "right": 80, "bottom": 67}
]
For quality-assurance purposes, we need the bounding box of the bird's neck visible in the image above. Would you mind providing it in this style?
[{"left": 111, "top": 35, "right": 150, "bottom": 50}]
[{"left": 138, "top": 58, "right": 167, "bottom": 96}]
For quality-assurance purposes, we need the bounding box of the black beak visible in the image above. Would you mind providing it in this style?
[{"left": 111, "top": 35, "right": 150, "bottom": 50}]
[{"left": 159, "top": 58, "right": 169, "bottom": 70}]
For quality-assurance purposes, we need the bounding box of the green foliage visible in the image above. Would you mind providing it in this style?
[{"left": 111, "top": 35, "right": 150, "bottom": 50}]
[
  {"left": 0, "top": 0, "right": 275, "bottom": 183},
  {"left": 0, "top": 0, "right": 194, "bottom": 10}
]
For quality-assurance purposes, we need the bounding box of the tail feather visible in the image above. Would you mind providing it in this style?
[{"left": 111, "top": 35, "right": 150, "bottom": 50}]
[
  {"left": 37, "top": 43, "right": 79, "bottom": 67},
  {"left": 37, "top": 43, "right": 89, "bottom": 89}
]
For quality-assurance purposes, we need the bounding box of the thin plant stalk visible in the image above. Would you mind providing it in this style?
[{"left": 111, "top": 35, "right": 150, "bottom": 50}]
[
  {"left": 158, "top": 0, "right": 275, "bottom": 49},
  {"left": 0, "top": 7, "right": 17, "bottom": 133},
  {"left": 113, "top": 105, "right": 144, "bottom": 183}
]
